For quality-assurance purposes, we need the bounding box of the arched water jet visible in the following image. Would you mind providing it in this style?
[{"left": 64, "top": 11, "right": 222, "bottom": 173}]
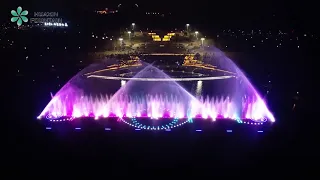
[
  {"left": 105, "top": 63, "right": 202, "bottom": 119},
  {"left": 202, "top": 47, "right": 275, "bottom": 122},
  {"left": 38, "top": 54, "right": 275, "bottom": 129}
]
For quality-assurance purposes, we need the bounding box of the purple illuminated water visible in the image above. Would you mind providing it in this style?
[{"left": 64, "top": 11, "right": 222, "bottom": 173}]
[
  {"left": 41, "top": 92, "right": 273, "bottom": 121},
  {"left": 38, "top": 49, "right": 275, "bottom": 123}
]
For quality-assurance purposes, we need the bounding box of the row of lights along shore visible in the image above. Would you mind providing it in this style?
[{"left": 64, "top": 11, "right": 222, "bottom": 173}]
[{"left": 44, "top": 127, "right": 264, "bottom": 133}]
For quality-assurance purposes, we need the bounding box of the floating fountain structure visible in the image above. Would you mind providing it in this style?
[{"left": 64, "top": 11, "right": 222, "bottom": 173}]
[{"left": 38, "top": 48, "right": 274, "bottom": 130}]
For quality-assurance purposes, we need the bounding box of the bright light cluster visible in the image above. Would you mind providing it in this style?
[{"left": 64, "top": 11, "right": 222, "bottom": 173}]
[
  {"left": 120, "top": 117, "right": 191, "bottom": 130},
  {"left": 46, "top": 115, "right": 74, "bottom": 122},
  {"left": 236, "top": 118, "right": 266, "bottom": 125},
  {"left": 38, "top": 94, "right": 274, "bottom": 122}
]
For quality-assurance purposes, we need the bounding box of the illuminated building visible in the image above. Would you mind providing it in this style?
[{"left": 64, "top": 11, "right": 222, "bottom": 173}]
[
  {"left": 96, "top": 8, "right": 118, "bottom": 14},
  {"left": 148, "top": 32, "right": 175, "bottom": 41}
]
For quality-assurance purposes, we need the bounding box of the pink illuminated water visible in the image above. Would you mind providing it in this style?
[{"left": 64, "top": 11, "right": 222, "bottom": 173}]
[
  {"left": 39, "top": 93, "right": 274, "bottom": 122},
  {"left": 38, "top": 49, "right": 275, "bottom": 123}
]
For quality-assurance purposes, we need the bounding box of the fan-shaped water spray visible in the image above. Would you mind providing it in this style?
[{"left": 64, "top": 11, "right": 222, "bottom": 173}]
[
  {"left": 201, "top": 47, "right": 274, "bottom": 122},
  {"left": 38, "top": 49, "right": 274, "bottom": 130},
  {"left": 105, "top": 64, "right": 202, "bottom": 119}
]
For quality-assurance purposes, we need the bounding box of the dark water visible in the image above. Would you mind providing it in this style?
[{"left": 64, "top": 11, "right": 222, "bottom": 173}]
[{"left": 9, "top": 39, "right": 312, "bottom": 171}]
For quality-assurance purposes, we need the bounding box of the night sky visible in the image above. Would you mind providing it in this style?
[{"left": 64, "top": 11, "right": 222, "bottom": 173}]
[
  {"left": 1, "top": 0, "right": 318, "bottom": 31},
  {"left": 3, "top": 0, "right": 316, "bottom": 172}
]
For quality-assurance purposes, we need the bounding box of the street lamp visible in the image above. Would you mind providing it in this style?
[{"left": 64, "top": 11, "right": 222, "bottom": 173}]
[
  {"left": 186, "top": 24, "right": 190, "bottom": 31},
  {"left": 201, "top": 38, "right": 205, "bottom": 46},
  {"left": 119, "top": 38, "right": 123, "bottom": 46},
  {"left": 128, "top": 31, "right": 131, "bottom": 40},
  {"left": 195, "top": 31, "right": 199, "bottom": 39},
  {"left": 132, "top": 23, "right": 135, "bottom": 31}
]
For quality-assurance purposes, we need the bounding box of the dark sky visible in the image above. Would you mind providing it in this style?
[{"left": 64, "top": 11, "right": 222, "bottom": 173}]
[
  {"left": 1, "top": 0, "right": 314, "bottom": 13},
  {"left": 1, "top": 0, "right": 318, "bottom": 30}
]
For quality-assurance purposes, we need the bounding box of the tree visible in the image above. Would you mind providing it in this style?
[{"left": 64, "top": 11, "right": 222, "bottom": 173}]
[{"left": 195, "top": 53, "right": 200, "bottom": 60}]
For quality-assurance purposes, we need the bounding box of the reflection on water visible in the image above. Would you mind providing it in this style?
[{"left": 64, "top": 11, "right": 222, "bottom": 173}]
[
  {"left": 121, "top": 80, "right": 126, "bottom": 87},
  {"left": 115, "top": 80, "right": 234, "bottom": 97},
  {"left": 196, "top": 80, "right": 203, "bottom": 97}
]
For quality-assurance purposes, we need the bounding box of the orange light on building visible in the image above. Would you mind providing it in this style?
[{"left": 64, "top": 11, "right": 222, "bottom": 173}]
[
  {"left": 96, "top": 10, "right": 107, "bottom": 14},
  {"left": 148, "top": 32, "right": 176, "bottom": 41}
]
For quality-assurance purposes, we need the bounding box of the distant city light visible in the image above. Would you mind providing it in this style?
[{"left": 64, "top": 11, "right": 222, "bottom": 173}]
[
  {"left": 132, "top": 23, "right": 135, "bottom": 30},
  {"left": 201, "top": 38, "right": 205, "bottom": 46},
  {"left": 186, "top": 24, "right": 190, "bottom": 31}
]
